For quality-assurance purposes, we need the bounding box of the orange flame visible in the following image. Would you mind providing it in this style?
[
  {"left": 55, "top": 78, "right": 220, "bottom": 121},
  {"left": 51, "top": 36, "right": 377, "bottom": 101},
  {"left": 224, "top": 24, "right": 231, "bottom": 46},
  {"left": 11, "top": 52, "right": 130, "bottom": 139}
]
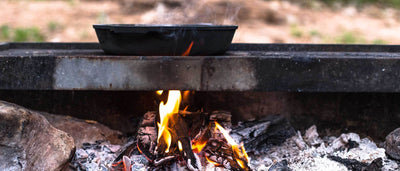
[
  {"left": 241, "top": 142, "right": 249, "bottom": 162},
  {"left": 192, "top": 140, "right": 207, "bottom": 153},
  {"left": 215, "top": 122, "right": 249, "bottom": 169},
  {"left": 205, "top": 156, "right": 222, "bottom": 167},
  {"left": 182, "top": 41, "right": 194, "bottom": 56},
  {"left": 178, "top": 140, "right": 183, "bottom": 152},
  {"left": 156, "top": 90, "right": 163, "bottom": 95},
  {"left": 157, "top": 90, "right": 181, "bottom": 153}
]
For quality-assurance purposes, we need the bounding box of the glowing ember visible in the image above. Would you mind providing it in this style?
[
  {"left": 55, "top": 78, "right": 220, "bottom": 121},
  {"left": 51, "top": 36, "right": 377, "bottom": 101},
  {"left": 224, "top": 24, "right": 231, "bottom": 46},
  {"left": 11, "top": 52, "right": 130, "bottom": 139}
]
[
  {"left": 182, "top": 90, "right": 191, "bottom": 100},
  {"left": 157, "top": 90, "right": 181, "bottom": 153},
  {"left": 215, "top": 122, "right": 250, "bottom": 169}
]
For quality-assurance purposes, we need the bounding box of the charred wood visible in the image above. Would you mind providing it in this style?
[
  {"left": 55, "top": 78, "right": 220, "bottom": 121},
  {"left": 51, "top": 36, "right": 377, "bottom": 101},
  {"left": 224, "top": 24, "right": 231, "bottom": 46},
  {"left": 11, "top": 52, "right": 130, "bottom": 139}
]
[
  {"left": 327, "top": 156, "right": 383, "bottom": 171},
  {"left": 137, "top": 111, "right": 157, "bottom": 161},
  {"left": 231, "top": 115, "right": 296, "bottom": 151}
]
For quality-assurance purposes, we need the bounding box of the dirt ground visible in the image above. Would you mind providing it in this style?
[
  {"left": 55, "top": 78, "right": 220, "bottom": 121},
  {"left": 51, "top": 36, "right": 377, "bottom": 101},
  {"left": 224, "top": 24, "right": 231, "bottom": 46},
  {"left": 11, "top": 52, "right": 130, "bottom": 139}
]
[{"left": 2, "top": 0, "right": 400, "bottom": 44}]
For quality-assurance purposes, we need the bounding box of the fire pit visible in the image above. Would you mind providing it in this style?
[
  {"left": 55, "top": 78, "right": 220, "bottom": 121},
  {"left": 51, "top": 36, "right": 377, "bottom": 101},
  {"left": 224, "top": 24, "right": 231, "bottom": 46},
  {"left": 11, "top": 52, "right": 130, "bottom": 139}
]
[{"left": 1, "top": 42, "right": 400, "bottom": 170}]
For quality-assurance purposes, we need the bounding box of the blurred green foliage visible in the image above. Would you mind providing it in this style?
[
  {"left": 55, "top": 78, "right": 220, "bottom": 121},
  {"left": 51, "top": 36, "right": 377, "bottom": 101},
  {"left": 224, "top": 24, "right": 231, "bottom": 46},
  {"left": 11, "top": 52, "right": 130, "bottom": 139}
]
[
  {"left": 47, "top": 21, "right": 63, "bottom": 33},
  {"left": 1, "top": 25, "right": 10, "bottom": 40},
  {"left": 372, "top": 39, "right": 387, "bottom": 44},
  {"left": 0, "top": 25, "right": 45, "bottom": 42},
  {"left": 290, "top": 24, "right": 303, "bottom": 38},
  {"left": 335, "top": 31, "right": 365, "bottom": 44},
  {"left": 309, "top": 30, "right": 321, "bottom": 37}
]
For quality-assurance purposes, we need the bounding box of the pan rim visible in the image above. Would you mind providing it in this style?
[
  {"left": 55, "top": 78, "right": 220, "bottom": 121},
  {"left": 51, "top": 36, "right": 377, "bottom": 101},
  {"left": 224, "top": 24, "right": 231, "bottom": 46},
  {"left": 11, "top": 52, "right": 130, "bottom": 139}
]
[{"left": 93, "top": 24, "right": 238, "bottom": 30}]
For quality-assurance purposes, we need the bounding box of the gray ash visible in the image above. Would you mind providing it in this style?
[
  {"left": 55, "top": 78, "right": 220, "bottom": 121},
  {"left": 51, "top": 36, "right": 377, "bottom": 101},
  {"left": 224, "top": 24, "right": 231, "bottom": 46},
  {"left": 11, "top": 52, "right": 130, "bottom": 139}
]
[
  {"left": 68, "top": 111, "right": 400, "bottom": 171},
  {"left": 69, "top": 141, "right": 122, "bottom": 171}
]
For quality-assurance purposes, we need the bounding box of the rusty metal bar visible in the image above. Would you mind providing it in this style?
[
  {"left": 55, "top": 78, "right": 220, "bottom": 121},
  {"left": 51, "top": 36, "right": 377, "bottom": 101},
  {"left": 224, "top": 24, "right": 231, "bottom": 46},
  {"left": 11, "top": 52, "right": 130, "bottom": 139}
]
[{"left": 1, "top": 43, "right": 400, "bottom": 92}]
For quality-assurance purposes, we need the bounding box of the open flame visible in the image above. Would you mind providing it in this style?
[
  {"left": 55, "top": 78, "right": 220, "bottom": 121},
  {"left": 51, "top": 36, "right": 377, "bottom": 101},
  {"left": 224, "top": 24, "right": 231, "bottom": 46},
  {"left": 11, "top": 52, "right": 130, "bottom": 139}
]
[
  {"left": 154, "top": 91, "right": 250, "bottom": 170},
  {"left": 154, "top": 38, "right": 250, "bottom": 168},
  {"left": 205, "top": 156, "right": 222, "bottom": 167},
  {"left": 215, "top": 122, "right": 250, "bottom": 169},
  {"left": 157, "top": 90, "right": 181, "bottom": 153},
  {"left": 192, "top": 139, "right": 207, "bottom": 153},
  {"left": 156, "top": 41, "right": 192, "bottom": 153},
  {"left": 182, "top": 41, "right": 194, "bottom": 56},
  {"left": 129, "top": 39, "right": 251, "bottom": 170}
]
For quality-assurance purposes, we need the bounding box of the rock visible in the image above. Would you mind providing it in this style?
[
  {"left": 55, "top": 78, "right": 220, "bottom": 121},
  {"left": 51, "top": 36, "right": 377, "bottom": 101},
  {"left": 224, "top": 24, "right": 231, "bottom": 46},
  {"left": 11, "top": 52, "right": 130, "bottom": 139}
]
[
  {"left": 41, "top": 112, "right": 125, "bottom": 148},
  {"left": 0, "top": 100, "right": 75, "bottom": 171},
  {"left": 385, "top": 128, "right": 400, "bottom": 160}
]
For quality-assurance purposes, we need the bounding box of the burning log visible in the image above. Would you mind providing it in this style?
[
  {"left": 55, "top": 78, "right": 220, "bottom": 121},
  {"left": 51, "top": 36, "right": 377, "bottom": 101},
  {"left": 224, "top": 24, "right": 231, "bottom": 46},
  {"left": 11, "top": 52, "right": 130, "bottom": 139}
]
[
  {"left": 186, "top": 110, "right": 252, "bottom": 170},
  {"left": 119, "top": 89, "right": 251, "bottom": 171},
  {"left": 135, "top": 109, "right": 204, "bottom": 170},
  {"left": 154, "top": 156, "right": 176, "bottom": 166},
  {"left": 155, "top": 111, "right": 203, "bottom": 170}
]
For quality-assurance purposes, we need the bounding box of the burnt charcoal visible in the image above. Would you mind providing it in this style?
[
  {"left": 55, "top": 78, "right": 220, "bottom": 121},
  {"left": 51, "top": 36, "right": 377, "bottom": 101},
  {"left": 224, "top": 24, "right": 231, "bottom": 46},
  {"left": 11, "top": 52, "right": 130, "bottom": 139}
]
[
  {"left": 365, "top": 158, "right": 383, "bottom": 171},
  {"left": 82, "top": 143, "right": 92, "bottom": 150},
  {"left": 345, "top": 140, "right": 360, "bottom": 152},
  {"left": 327, "top": 156, "right": 369, "bottom": 171},
  {"left": 94, "top": 145, "right": 102, "bottom": 150},
  {"left": 385, "top": 128, "right": 400, "bottom": 161},
  {"left": 232, "top": 115, "right": 296, "bottom": 151},
  {"left": 114, "top": 138, "right": 139, "bottom": 163},
  {"left": 268, "top": 160, "right": 292, "bottom": 171},
  {"left": 88, "top": 153, "right": 96, "bottom": 160},
  {"left": 95, "top": 140, "right": 106, "bottom": 144},
  {"left": 328, "top": 156, "right": 383, "bottom": 171}
]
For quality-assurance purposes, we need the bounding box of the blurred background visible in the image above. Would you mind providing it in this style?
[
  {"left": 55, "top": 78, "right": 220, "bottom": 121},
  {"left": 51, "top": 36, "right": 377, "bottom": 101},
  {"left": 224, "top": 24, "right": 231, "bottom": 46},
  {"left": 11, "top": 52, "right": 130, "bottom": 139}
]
[{"left": 1, "top": 0, "right": 400, "bottom": 44}]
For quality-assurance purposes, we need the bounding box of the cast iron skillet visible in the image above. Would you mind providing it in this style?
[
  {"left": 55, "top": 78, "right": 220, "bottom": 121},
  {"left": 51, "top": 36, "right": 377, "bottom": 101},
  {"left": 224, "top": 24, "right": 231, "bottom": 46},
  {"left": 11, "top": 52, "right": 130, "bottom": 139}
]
[{"left": 93, "top": 24, "right": 238, "bottom": 56}]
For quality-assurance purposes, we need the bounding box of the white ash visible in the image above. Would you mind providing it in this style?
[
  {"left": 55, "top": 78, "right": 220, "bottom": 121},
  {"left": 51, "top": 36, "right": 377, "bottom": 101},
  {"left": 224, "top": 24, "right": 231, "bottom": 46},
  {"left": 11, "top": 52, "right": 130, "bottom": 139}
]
[
  {"left": 304, "top": 125, "right": 323, "bottom": 146},
  {"left": 70, "top": 141, "right": 122, "bottom": 171},
  {"left": 71, "top": 140, "right": 153, "bottom": 171},
  {"left": 70, "top": 125, "right": 399, "bottom": 171},
  {"left": 130, "top": 155, "right": 150, "bottom": 171},
  {"left": 248, "top": 125, "right": 399, "bottom": 171}
]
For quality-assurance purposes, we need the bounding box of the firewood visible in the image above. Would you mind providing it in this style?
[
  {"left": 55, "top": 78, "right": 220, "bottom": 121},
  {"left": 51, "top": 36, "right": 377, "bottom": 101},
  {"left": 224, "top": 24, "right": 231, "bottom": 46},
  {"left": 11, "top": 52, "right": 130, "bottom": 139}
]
[
  {"left": 137, "top": 111, "right": 158, "bottom": 161},
  {"left": 209, "top": 110, "right": 232, "bottom": 128},
  {"left": 155, "top": 111, "right": 202, "bottom": 170},
  {"left": 134, "top": 110, "right": 250, "bottom": 170},
  {"left": 154, "top": 156, "right": 176, "bottom": 166}
]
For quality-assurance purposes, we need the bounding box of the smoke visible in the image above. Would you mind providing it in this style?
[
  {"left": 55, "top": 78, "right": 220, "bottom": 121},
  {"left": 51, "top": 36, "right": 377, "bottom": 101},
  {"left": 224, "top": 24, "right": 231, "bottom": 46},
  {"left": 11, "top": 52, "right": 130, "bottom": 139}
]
[{"left": 140, "top": 0, "right": 243, "bottom": 25}]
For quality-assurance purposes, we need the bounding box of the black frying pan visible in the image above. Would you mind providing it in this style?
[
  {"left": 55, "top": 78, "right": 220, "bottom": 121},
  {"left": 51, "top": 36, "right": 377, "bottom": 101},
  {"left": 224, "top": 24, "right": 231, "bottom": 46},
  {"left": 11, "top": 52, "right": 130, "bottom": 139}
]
[{"left": 93, "top": 24, "right": 238, "bottom": 56}]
